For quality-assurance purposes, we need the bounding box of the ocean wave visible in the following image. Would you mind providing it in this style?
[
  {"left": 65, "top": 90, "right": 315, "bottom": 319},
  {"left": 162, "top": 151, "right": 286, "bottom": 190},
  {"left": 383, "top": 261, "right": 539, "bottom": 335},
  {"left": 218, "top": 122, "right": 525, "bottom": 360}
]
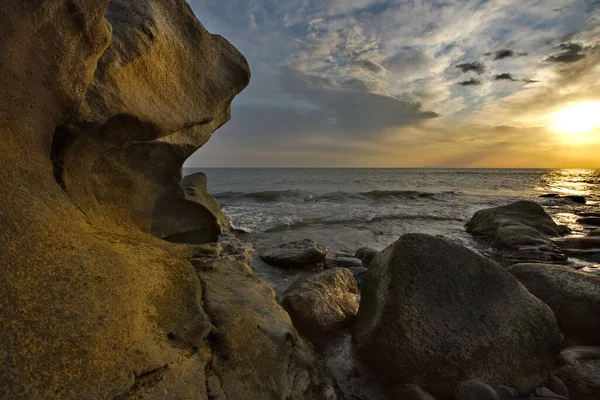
[
  {"left": 216, "top": 189, "right": 459, "bottom": 203},
  {"left": 262, "top": 213, "right": 465, "bottom": 233}
]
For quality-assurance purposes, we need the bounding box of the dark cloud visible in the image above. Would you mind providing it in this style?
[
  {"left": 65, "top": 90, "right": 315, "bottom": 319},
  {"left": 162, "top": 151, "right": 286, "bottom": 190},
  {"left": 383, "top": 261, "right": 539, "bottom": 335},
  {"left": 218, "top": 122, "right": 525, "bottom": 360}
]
[
  {"left": 214, "top": 67, "right": 439, "bottom": 149},
  {"left": 522, "top": 79, "right": 540, "bottom": 84},
  {"left": 458, "top": 78, "right": 482, "bottom": 86},
  {"left": 382, "top": 50, "right": 430, "bottom": 74},
  {"left": 352, "top": 59, "right": 386, "bottom": 74},
  {"left": 455, "top": 61, "right": 486, "bottom": 75},
  {"left": 517, "top": 52, "right": 529, "bottom": 56},
  {"left": 545, "top": 43, "right": 586, "bottom": 63},
  {"left": 493, "top": 49, "right": 514, "bottom": 60},
  {"left": 495, "top": 73, "right": 518, "bottom": 81}
]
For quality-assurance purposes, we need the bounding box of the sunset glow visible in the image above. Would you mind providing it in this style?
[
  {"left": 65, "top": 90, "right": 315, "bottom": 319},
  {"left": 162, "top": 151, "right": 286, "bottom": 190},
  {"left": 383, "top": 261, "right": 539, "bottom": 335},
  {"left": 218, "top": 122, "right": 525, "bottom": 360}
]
[{"left": 550, "top": 102, "right": 600, "bottom": 139}]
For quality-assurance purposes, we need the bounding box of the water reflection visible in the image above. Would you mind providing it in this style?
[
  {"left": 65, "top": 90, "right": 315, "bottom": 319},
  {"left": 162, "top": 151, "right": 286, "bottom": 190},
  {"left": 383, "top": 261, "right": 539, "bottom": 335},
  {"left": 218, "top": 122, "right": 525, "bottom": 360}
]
[{"left": 537, "top": 169, "right": 599, "bottom": 202}]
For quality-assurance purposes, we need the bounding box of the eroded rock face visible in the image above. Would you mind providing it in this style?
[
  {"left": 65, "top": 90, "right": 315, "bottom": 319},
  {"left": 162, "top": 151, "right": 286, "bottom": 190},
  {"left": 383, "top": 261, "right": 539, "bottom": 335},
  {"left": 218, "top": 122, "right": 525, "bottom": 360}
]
[
  {"left": 57, "top": 0, "right": 250, "bottom": 244},
  {"left": 466, "top": 201, "right": 568, "bottom": 265},
  {"left": 282, "top": 268, "right": 359, "bottom": 342},
  {"left": 0, "top": 1, "right": 337, "bottom": 398},
  {"left": 509, "top": 264, "right": 600, "bottom": 346},
  {"left": 353, "top": 234, "right": 562, "bottom": 399}
]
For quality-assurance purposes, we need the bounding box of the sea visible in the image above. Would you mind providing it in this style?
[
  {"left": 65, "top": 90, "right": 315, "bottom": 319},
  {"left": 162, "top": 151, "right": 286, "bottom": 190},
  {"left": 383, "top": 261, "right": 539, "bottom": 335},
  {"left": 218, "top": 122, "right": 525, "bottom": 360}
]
[{"left": 182, "top": 167, "right": 600, "bottom": 399}]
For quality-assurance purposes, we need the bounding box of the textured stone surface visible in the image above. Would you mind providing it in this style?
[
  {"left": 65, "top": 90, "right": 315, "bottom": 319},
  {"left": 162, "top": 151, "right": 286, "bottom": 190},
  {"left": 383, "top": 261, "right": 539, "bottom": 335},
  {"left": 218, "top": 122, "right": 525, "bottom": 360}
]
[
  {"left": 509, "top": 263, "right": 600, "bottom": 345},
  {"left": 355, "top": 247, "right": 379, "bottom": 267},
  {"left": 0, "top": 1, "right": 337, "bottom": 398},
  {"left": 58, "top": 0, "right": 250, "bottom": 244},
  {"left": 389, "top": 384, "right": 437, "bottom": 400},
  {"left": 353, "top": 234, "right": 562, "bottom": 399},
  {"left": 466, "top": 201, "right": 568, "bottom": 264},
  {"left": 325, "top": 256, "right": 364, "bottom": 270},
  {"left": 260, "top": 239, "right": 328, "bottom": 268},
  {"left": 282, "top": 268, "right": 359, "bottom": 342}
]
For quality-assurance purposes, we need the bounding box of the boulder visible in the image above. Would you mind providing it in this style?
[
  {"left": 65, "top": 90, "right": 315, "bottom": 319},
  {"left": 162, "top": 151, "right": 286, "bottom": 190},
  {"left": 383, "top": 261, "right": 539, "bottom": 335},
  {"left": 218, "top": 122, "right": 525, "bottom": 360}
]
[
  {"left": 455, "top": 380, "right": 499, "bottom": 400},
  {"left": 495, "top": 385, "right": 519, "bottom": 399},
  {"left": 509, "top": 264, "right": 600, "bottom": 345},
  {"left": 547, "top": 375, "right": 570, "bottom": 400},
  {"left": 466, "top": 201, "right": 568, "bottom": 265},
  {"left": 348, "top": 267, "right": 369, "bottom": 288},
  {"left": 566, "top": 195, "right": 587, "bottom": 205},
  {"left": 282, "top": 268, "right": 359, "bottom": 342},
  {"left": 325, "top": 256, "right": 364, "bottom": 270},
  {"left": 353, "top": 234, "right": 562, "bottom": 399},
  {"left": 555, "top": 347, "right": 600, "bottom": 400},
  {"left": 534, "top": 387, "right": 567, "bottom": 399},
  {"left": 355, "top": 247, "right": 379, "bottom": 267},
  {"left": 260, "top": 239, "right": 328, "bottom": 268},
  {"left": 0, "top": 1, "right": 338, "bottom": 398}
]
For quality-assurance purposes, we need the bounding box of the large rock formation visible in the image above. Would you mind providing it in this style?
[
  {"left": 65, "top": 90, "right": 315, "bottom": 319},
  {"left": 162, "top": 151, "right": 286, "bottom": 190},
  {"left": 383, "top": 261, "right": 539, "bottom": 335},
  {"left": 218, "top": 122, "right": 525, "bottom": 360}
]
[
  {"left": 509, "top": 263, "right": 600, "bottom": 345},
  {"left": 0, "top": 1, "right": 337, "bottom": 398},
  {"left": 353, "top": 234, "right": 562, "bottom": 399},
  {"left": 466, "top": 201, "right": 569, "bottom": 265}
]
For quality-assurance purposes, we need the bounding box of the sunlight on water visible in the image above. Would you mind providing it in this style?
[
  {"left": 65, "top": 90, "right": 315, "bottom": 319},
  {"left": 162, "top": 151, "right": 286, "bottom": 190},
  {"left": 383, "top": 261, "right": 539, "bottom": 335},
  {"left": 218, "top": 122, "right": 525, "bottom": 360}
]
[{"left": 538, "top": 169, "right": 598, "bottom": 199}]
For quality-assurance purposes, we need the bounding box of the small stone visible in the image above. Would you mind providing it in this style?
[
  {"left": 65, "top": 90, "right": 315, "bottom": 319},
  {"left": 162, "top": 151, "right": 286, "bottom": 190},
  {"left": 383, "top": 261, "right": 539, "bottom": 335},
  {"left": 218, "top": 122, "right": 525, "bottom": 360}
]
[
  {"left": 566, "top": 195, "right": 586, "bottom": 205},
  {"left": 389, "top": 384, "right": 436, "bottom": 400},
  {"left": 535, "top": 387, "right": 567, "bottom": 399},
  {"left": 260, "top": 239, "right": 327, "bottom": 268},
  {"left": 495, "top": 385, "right": 519, "bottom": 399},
  {"left": 548, "top": 375, "right": 569, "bottom": 399},
  {"left": 455, "top": 380, "right": 500, "bottom": 400}
]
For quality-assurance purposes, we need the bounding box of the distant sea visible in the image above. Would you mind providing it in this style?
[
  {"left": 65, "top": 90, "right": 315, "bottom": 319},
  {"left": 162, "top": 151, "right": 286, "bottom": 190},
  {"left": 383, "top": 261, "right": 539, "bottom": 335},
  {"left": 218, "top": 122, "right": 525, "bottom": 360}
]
[
  {"left": 183, "top": 168, "right": 598, "bottom": 285},
  {"left": 183, "top": 167, "right": 600, "bottom": 399}
]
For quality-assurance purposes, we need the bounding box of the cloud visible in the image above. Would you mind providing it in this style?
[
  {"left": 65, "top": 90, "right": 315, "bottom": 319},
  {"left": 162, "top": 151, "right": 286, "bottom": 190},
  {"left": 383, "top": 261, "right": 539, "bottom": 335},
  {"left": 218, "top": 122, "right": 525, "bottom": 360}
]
[
  {"left": 352, "top": 59, "right": 386, "bottom": 74},
  {"left": 522, "top": 79, "right": 540, "bottom": 84},
  {"left": 456, "top": 61, "right": 486, "bottom": 75},
  {"left": 545, "top": 43, "right": 586, "bottom": 63},
  {"left": 495, "top": 73, "right": 518, "bottom": 81},
  {"left": 493, "top": 49, "right": 515, "bottom": 60},
  {"left": 458, "top": 78, "right": 482, "bottom": 86}
]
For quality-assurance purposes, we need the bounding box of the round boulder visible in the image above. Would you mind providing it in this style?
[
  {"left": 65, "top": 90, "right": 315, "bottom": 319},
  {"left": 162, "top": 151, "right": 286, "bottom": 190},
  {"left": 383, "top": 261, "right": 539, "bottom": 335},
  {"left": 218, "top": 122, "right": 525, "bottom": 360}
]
[
  {"left": 455, "top": 380, "right": 499, "bottom": 400},
  {"left": 282, "top": 268, "right": 359, "bottom": 342},
  {"left": 325, "top": 256, "right": 364, "bottom": 270},
  {"left": 260, "top": 239, "right": 328, "bottom": 268},
  {"left": 509, "top": 263, "right": 600, "bottom": 345},
  {"left": 353, "top": 234, "right": 562, "bottom": 398}
]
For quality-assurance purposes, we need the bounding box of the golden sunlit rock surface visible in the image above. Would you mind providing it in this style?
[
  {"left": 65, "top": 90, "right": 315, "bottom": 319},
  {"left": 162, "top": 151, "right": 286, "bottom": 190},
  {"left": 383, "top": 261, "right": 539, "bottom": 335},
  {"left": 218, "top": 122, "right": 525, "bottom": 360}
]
[{"left": 0, "top": 1, "right": 337, "bottom": 398}]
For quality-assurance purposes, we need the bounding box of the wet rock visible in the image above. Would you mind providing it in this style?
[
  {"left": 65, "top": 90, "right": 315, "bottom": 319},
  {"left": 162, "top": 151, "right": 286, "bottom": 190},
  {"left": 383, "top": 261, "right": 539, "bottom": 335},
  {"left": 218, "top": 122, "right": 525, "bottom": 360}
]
[
  {"left": 260, "top": 239, "right": 328, "bottom": 268},
  {"left": 495, "top": 385, "right": 519, "bottom": 399},
  {"left": 335, "top": 251, "right": 354, "bottom": 258},
  {"left": 540, "top": 194, "right": 562, "bottom": 198},
  {"left": 389, "top": 384, "right": 437, "bottom": 400},
  {"left": 588, "top": 229, "right": 600, "bottom": 237},
  {"left": 455, "top": 380, "right": 499, "bottom": 400},
  {"left": 282, "top": 268, "right": 359, "bottom": 342},
  {"left": 566, "top": 195, "right": 587, "bottom": 205},
  {"left": 355, "top": 247, "right": 379, "bottom": 267},
  {"left": 325, "top": 256, "right": 364, "bottom": 270},
  {"left": 580, "top": 217, "right": 600, "bottom": 227},
  {"left": 509, "top": 264, "right": 600, "bottom": 345},
  {"left": 559, "top": 347, "right": 600, "bottom": 366},
  {"left": 353, "top": 234, "right": 561, "bottom": 398},
  {"left": 466, "top": 201, "right": 567, "bottom": 265},
  {"left": 553, "top": 238, "right": 600, "bottom": 264}
]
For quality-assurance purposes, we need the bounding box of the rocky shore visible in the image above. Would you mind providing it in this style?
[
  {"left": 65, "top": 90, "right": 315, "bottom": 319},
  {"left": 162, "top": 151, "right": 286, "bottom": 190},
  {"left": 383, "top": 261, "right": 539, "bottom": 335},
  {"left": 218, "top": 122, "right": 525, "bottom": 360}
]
[{"left": 1, "top": 1, "right": 600, "bottom": 400}]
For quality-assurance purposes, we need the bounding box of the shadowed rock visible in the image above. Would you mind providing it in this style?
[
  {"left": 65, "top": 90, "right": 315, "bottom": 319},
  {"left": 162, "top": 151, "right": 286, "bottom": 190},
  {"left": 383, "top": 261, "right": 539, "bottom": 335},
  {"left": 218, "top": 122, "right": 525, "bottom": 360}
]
[
  {"left": 555, "top": 347, "right": 600, "bottom": 400},
  {"left": 353, "top": 234, "right": 562, "bottom": 399},
  {"left": 261, "top": 239, "right": 328, "bottom": 268},
  {"left": 509, "top": 263, "right": 600, "bottom": 345}
]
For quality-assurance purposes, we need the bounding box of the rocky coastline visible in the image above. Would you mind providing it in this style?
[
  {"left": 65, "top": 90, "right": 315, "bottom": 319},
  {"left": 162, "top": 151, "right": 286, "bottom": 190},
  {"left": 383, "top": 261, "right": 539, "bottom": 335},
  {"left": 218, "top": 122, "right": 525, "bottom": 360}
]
[{"left": 1, "top": 1, "right": 600, "bottom": 400}]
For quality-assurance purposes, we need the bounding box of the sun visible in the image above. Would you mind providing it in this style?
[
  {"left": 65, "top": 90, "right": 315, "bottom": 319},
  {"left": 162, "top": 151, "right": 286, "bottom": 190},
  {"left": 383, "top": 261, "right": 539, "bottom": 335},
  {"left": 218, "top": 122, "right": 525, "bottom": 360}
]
[{"left": 550, "top": 102, "right": 600, "bottom": 139}]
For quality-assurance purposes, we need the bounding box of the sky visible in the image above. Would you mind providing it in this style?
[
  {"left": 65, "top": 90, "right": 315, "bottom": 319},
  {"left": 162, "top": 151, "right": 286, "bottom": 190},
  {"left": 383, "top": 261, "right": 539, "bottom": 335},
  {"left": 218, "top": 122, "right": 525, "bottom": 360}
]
[{"left": 185, "top": 0, "right": 600, "bottom": 168}]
